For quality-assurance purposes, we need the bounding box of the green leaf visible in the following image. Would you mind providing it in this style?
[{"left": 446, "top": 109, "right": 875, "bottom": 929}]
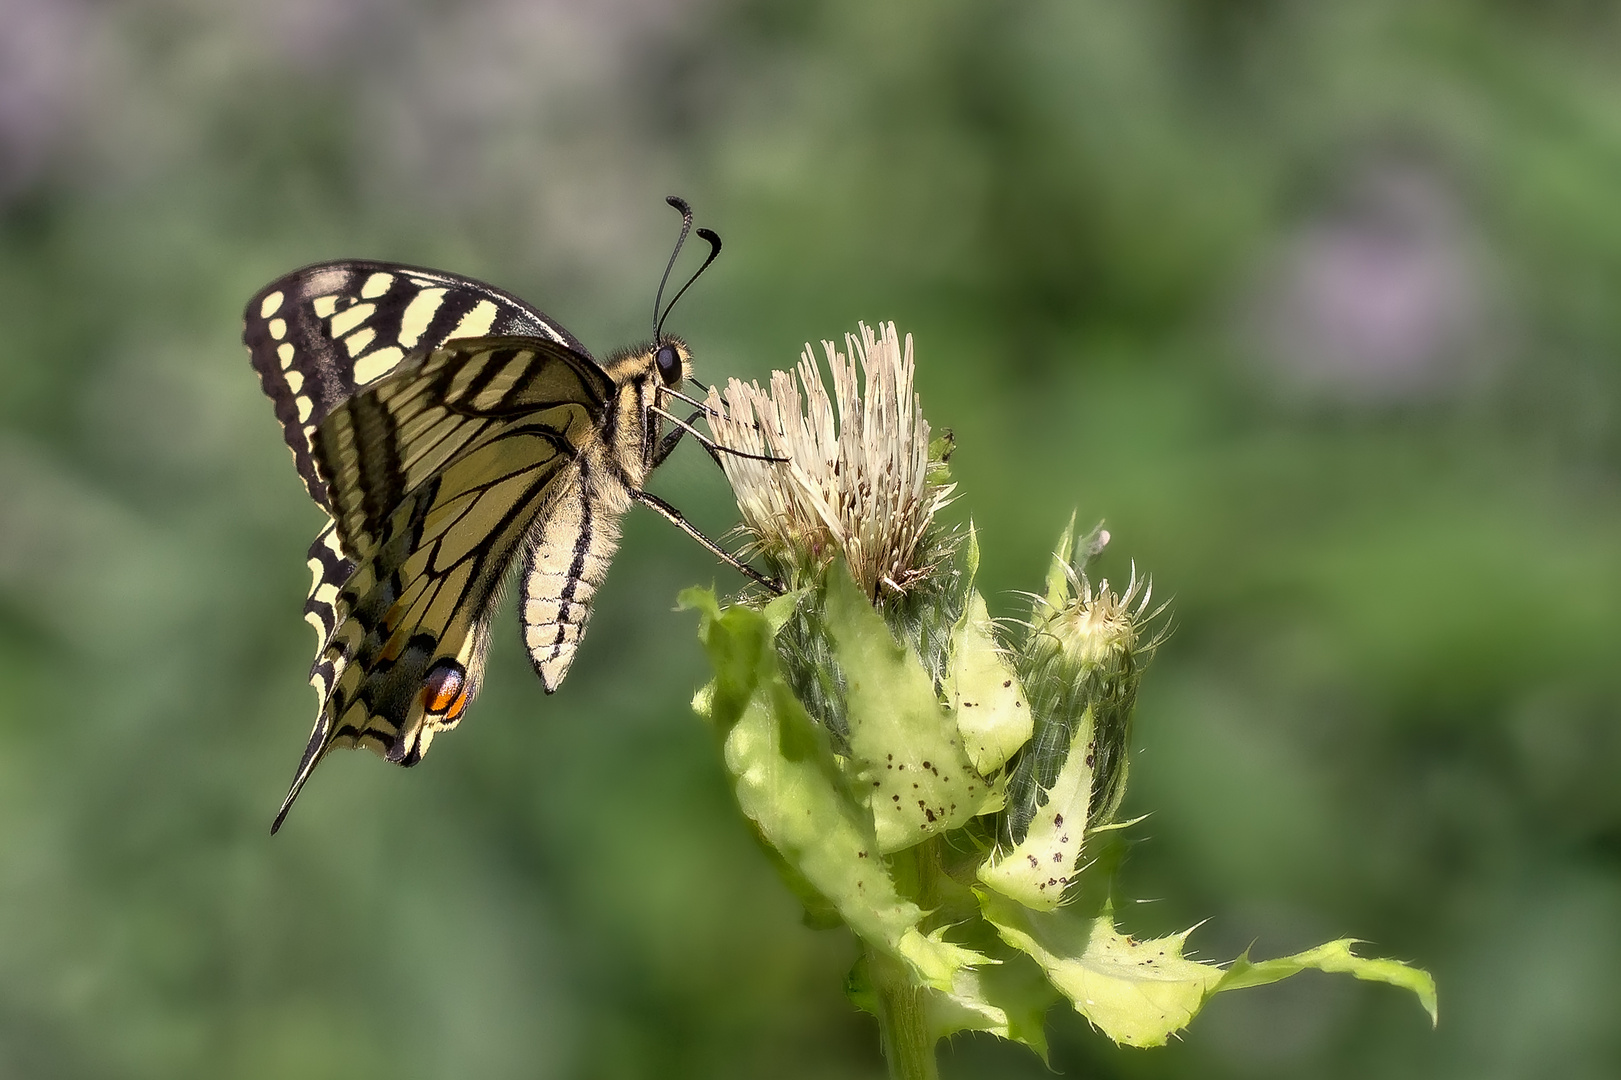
[
  {"left": 978, "top": 890, "right": 1437, "bottom": 1047},
  {"left": 943, "top": 587, "right": 1032, "bottom": 776},
  {"left": 920, "top": 950, "right": 1058, "bottom": 1060},
  {"left": 942, "top": 523, "right": 1032, "bottom": 775},
  {"left": 849, "top": 937, "right": 1058, "bottom": 1062},
  {"left": 683, "top": 587, "right": 989, "bottom": 991},
  {"left": 679, "top": 586, "right": 772, "bottom": 736},
  {"left": 976, "top": 703, "right": 1095, "bottom": 910},
  {"left": 824, "top": 563, "right": 991, "bottom": 852},
  {"left": 1217, "top": 940, "right": 1438, "bottom": 1025},
  {"left": 760, "top": 586, "right": 809, "bottom": 634},
  {"left": 1043, "top": 513, "right": 1077, "bottom": 614}
]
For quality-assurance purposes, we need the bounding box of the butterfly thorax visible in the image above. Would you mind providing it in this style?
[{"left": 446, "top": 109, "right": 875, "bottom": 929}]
[{"left": 599, "top": 336, "right": 693, "bottom": 487}]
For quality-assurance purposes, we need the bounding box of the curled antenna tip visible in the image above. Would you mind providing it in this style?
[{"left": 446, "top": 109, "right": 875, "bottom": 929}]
[
  {"left": 656, "top": 218, "right": 724, "bottom": 341},
  {"left": 653, "top": 197, "right": 697, "bottom": 338}
]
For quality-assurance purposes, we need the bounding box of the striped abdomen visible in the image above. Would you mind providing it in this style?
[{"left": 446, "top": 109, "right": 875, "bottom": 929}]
[{"left": 521, "top": 451, "right": 633, "bottom": 691}]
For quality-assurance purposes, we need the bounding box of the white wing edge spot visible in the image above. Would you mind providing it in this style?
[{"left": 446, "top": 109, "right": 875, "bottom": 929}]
[
  {"left": 296, "top": 396, "right": 314, "bottom": 422},
  {"left": 285, "top": 369, "right": 304, "bottom": 392},
  {"left": 277, "top": 342, "right": 295, "bottom": 368},
  {"left": 361, "top": 272, "right": 394, "bottom": 299},
  {"left": 260, "top": 291, "right": 284, "bottom": 318},
  {"left": 268, "top": 318, "right": 287, "bottom": 340},
  {"left": 313, "top": 295, "right": 340, "bottom": 318}
]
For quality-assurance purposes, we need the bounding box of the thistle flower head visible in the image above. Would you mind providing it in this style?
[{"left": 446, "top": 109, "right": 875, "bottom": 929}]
[
  {"left": 1041, "top": 565, "right": 1159, "bottom": 670},
  {"left": 705, "top": 322, "right": 953, "bottom": 599}
]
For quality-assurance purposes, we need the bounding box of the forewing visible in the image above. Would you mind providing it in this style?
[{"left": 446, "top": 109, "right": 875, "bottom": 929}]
[{"left": 243, "top": 260, "right": 595, "bottom": 510}]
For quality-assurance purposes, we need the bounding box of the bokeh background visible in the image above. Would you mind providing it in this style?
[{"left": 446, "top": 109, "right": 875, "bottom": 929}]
[{"left": 2, "top": 1, "right": 1619, "bottom": 1076}]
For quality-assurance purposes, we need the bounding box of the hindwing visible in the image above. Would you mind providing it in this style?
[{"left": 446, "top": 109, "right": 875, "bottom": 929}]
[{"left": 272, "top": 336, "right": 610, "bottom": 830}]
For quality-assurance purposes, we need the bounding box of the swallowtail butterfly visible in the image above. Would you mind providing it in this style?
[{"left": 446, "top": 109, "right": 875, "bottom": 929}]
[{"left": 245, "top": 198, "right": 776, "bottom": 832}]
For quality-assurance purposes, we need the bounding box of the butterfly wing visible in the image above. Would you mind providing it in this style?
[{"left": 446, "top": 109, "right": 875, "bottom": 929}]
[
  {"left": 244, "top": 260, "right": 591, "bottom": 511},
  {"left": 271, "top": 336, "right": 613, "bottom": 831}
]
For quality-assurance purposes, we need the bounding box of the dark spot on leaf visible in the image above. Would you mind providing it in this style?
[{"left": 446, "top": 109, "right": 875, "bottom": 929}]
[
  {"left": 1003, "top": 680, "right": 1011, "bottom": 688},
  {"left": 1054, "top": 814, "right": 1064, "bottom": 827}
]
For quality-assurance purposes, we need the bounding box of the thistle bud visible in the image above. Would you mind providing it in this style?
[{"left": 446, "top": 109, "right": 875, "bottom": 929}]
[{"left": 978, "top": 522, "right": 1163, "bottom": 910}]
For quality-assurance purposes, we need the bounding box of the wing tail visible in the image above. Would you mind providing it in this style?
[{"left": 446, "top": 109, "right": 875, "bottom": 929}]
[{"left": 270, "top": 714, "right": 331, "bottom": 834}]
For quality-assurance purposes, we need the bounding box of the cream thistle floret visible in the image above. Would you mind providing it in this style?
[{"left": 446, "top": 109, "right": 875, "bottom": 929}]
[
  {"left": 704, "top": 321, "right": 953, "bottom": 598},
  {"left": 682, "top": 321, "right": 1436, "bottom": 1080}
]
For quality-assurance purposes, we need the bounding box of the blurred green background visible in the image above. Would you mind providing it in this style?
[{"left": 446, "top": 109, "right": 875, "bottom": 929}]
[{"left": 2, "top": 1, "right": 1618, "bottom": 1076}]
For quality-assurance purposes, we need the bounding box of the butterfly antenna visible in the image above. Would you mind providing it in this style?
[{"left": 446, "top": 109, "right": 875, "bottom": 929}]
[
  {"left": 656, "top": 228, "right": 723, "bottom": 341},
  {"left": 653, "top": 196, "right": 695, "bottom": 339}
]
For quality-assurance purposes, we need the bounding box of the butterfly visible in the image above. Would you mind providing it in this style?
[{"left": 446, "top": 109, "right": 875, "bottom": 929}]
[{"left": 244, "top": 197, "right": 779, "bottom": 833}]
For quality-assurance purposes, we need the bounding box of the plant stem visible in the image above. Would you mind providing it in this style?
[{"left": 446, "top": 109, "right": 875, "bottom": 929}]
[
  {"left": 868, "top": 841, "right": 943, "bottom": 1080},
  {"left": 868, "top": 945, "right": 939, "bottom": 1080}
]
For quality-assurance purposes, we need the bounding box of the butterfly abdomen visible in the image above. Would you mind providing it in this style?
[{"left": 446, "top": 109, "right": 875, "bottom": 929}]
[{"left": 521, "top": 445, "right": 636, "bottom": 692}]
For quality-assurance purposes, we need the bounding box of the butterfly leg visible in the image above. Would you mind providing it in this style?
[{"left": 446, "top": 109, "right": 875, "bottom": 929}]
[
  {"left": 632, "top": 489, "right": 784, "bottom": 595},
  {"left": 652, "top": 409, "right": 723, "bottom": 469}
]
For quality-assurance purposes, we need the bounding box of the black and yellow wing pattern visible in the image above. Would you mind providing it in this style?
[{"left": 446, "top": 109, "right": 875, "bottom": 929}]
[{"left": 244, "top": 262, "right": 618, "bottom": 831}]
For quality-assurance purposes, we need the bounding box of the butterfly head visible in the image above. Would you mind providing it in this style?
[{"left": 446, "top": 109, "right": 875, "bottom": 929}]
[{"left": 655, "top": 338, "right": 689, "bottom": 388}]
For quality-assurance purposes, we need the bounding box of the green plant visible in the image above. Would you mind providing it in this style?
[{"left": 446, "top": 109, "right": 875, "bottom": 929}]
[{"left": 684, "top": 323, "right": 1435, "bottom": 1078}]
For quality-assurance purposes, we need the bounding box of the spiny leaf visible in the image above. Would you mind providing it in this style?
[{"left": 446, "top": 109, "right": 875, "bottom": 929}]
[{"left": 824, "top": 563, "right": 992, "bottom": 852}]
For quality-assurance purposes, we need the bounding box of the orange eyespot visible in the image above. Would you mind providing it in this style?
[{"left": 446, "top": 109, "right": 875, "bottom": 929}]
[
  {"left": 422, "top": 660, "right": 467, "bottom": 716},
  {"left": 444, "top": 683, "right": 471, "bottom": 722}
]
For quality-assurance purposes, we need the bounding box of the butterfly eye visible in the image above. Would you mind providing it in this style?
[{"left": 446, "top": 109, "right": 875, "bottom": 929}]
[
  {"left": 655, "top": 343, "right": 681, "bottom": 385},
  {"left": 422, "top": 659, "right": 469, "bottom": 719}
]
